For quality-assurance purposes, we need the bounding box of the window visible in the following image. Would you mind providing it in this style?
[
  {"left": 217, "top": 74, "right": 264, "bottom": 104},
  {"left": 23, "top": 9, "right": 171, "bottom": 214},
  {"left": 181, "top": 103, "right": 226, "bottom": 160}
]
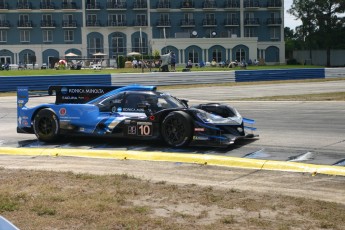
[
  {"left": 20, "top": 30, "right": 30, "bottom": 42},
  {"left": 244, "top": 28, "right": 257, "bottom": 37},
  {"left": 0, "top": 30, "right": 7, "bottom": 42},
  {"left": 43, "top": 30, "right": 53, "bottom": 42},
  {"left": 89, "top": 37, "right": 102, "bottom": 54},
  {"left": 188, "top": 49, "right": 199, "bottom": 64},
  {"left": 270, "top": 27, "right": 280, "bottom": 40},
  {"left": 135, "top": 14, "right": 146, "bottom": 26},
  {"left": 111, "top": 33, "right": 125, "bottom": 54},
  {"left": 134, "top": 37, "right": 147, "bottom": 54},
  {"left": 64, "top": 30, "right": 74, "bottom": 42},
  {"left": 212, "top": 48, "right": 222, "bottom": 62},
  {"left": 236, "top": 48, "right": 246, "bottom": 62},
  {"left": 108, "top": 14, "right": 125, "bottom": 26}
]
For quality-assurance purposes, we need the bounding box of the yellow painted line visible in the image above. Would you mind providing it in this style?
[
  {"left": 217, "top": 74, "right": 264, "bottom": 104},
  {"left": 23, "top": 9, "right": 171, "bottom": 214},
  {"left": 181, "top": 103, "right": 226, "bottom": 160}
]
[{"left": 0, "top": 147, "right": 344, "bottom": 176}]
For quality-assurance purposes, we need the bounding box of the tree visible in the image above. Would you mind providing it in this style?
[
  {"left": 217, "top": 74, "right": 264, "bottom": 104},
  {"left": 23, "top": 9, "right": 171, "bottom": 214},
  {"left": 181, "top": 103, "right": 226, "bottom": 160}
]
[{"left": 288, "top": 0, "right": 345, "bottom": 66}]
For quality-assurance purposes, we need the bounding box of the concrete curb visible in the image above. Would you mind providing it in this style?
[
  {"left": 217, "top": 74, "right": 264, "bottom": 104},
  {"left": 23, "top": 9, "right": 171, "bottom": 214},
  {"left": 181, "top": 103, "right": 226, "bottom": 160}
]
[{"left": 0, "top": 147, "right": 344, "bottom": 176}]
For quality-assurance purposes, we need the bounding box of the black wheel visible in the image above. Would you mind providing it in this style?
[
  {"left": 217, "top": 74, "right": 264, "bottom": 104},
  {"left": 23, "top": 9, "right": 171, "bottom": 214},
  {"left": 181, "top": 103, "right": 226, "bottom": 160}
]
[
  {"left": 161, "top": 111, "right": 193, "bottom": 147},
  {"left": 33, "top": 108, "right": 60, "bottom": 142}
]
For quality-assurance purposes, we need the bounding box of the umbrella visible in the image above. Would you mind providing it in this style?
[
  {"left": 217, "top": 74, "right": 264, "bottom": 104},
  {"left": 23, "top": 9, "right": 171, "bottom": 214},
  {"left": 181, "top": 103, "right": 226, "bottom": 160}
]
[
  {"left": 65, "top": 52, "right": 78, "bottom": 57},
  {"left": 127, "top": 52, "right": 141, "bottom": 56},
  {"left": 58, "top": 59, "right": 67, "bottom": 65},
  {"left": 92, "top": 52, "right": 107, "bottom": 56}
]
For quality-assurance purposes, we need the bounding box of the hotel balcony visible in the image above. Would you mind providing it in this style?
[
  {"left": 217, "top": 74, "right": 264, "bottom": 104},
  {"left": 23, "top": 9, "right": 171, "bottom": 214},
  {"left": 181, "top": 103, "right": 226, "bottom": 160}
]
[
  {"left": 134, "top": 20, "right": 148, "bottom": 27},
  {"left": 0, "top": 3, "right": 9, "bottom": 10},
  {"left": 133, "top": 2, "right": 147, "bottom": 10},
  {"left": 224, "top": 0, "right": 239, "bottom": 9},
  {"left": 86, "top": 20, "right": 101, "bottom": 27},
  {"left": 157, "top": 3, "right": 171, "bottom": 10},
  {"left": 107, "top": 20, "right": 127, "bottom": 27},
  {"left": 202, "top": 19, "right": 217, "bottom": 27},
  {"left": 181, "top": 1, "right": 195, "bottom": 10},
  {"left": 62, "top": 20, "right": 77, "bottom": 28},
  {"left": 61, "top": 2, "right": 78, "bottom": 10},
  {"left": 106, "top": 2, "right": 127, "bottom": 10},
  {"left": 180, "top": 19, "right": 195, "bottom": 27},
  {"left": 157, "top": 19, "right": 171, "bottom": 27},
  {"left": 267, "top": 0, "right": 282, "bottom": 8},
  {"left": 267, "top": 18, "right": 282, "bottom": 26},
  {"left": 244, "top": 0, "right": 260, "bottom": 8},
  {"left": 40, "top": 3, "right": 55, "bottom": 10},
  {"left": 203, "top": 1, "right": 217, "bottom": 10},
  {"left": 16, "top": 3, "right": 32, "bottom": 10},
  {"left": 244, "top": 18, "right": 260, "bottom": 26},
  {"left": 86, "top": 3, "right": 101, "bottom": 10},
  {"left": 40, "top": 20, "right": 56, "bottom": 28},
  {"left": 17, "top": 20, "right": 33, "bottom": 28},
  {"left": 0, "top": 20, "right": 10, "bottom": 28},
  {"left": 224, "top": 18, "right": 239, "bottom": 27}
]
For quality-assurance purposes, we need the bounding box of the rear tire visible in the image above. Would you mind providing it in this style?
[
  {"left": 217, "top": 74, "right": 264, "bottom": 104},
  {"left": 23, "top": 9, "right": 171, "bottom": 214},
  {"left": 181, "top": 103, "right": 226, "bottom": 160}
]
[
  {"left": 161, "top": 111, "right": 193, "bottom": 147},
  {"left": 33, "top": 108, "right": 60, "bottom": 142}
]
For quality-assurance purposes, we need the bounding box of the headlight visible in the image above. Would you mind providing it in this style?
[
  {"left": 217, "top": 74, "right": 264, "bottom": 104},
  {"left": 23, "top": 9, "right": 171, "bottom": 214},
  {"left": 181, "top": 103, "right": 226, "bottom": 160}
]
[{"left": 195, "top": 110, "right": 242, "bottom": 125}]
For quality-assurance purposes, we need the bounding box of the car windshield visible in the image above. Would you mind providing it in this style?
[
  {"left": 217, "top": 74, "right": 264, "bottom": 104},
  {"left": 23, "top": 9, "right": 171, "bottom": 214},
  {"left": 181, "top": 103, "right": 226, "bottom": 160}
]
[{"left": 155, "top": 93, "right": 187, "bottom": 110}]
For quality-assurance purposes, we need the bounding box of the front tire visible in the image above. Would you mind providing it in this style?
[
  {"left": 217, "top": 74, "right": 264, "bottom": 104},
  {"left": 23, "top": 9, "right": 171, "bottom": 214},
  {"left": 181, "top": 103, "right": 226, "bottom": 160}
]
[
  {"left": 33, "top": 108, "right": 60, "bottom": 142},
  {"left": 161, "top": 111, "right": 193, "bottom": 147}
]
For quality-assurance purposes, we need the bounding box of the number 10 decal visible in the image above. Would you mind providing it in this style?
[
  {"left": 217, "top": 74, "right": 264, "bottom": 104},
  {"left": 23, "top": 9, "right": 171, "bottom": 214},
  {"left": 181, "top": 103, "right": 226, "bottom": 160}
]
[{"left": 138, "top": 124, "right": 152, "bottom": 136}]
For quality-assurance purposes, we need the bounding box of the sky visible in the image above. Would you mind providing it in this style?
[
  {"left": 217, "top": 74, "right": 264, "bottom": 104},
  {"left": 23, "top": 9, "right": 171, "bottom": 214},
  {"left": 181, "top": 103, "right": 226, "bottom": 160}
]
[{"left": 284, "top": 0, "right": 302, "bottom": 29}]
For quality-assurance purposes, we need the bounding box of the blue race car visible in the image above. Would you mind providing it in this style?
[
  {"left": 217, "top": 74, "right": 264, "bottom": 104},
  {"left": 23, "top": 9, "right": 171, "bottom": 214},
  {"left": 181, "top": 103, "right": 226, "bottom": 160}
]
[{"left": 17, "top": 85, "right": 257, "bottom": 147}]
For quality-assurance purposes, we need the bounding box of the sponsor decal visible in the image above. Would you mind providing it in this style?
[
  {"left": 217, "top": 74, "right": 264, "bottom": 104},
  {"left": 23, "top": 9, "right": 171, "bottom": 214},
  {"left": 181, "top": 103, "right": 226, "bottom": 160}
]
[
  {"left": 194, "top": 128, "right": 205, "bottom": 132},
  {"left": 123, "top": 108, "right": 144, "bottom": 112},
  {"left": 137, "top": 122, "right": 152, "bottom": 125},
  {"left": 124, "top": 120, "right": 131, "bottom": 124},
  {"left": 17, "top": 100, "right": 24, "bottom": 104},
  {"left": 149, "top": 115, "right": 155, "bottom": 121},
  {"left": 68, "top": 88, "right": 105, "bottom": 94},
  {"left": 61, "top": 87, "right": 68, "bottom": 95},
  {"left": 112, "top": 106, "right": 117, "bottom": 113},
  {"left": 118, "top": 107, "right": 123, "bottom": 112},
  {"left": 59, "top": 108, "right": 67, "bottom": 116},
  {"left": 23, "top": 120, "right": 29, "bottom": 126},
  {"left": 193, "top": 136, "right": 209, "bottom": 141},
  {"left": 128, "top": 126, "right": 137, "bottom": 135}
]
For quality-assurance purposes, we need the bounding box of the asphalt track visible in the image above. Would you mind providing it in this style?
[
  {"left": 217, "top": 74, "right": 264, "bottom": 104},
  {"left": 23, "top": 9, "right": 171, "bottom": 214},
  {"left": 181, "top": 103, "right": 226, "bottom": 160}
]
[{"left": 0, "top": 80, "right": 344, "bottom": 176}]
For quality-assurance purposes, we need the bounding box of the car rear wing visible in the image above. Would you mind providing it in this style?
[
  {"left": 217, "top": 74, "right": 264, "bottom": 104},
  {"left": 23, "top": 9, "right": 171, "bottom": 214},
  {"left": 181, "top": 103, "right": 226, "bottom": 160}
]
[{"left": 48, "top": 85, "right": 124, "bottom": 104}]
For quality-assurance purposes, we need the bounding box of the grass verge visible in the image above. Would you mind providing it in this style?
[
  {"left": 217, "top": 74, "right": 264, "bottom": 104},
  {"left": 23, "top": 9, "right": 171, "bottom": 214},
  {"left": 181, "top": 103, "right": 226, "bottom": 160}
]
[{"left": 1, "top": 169, "right": 344, "bottom": 230}]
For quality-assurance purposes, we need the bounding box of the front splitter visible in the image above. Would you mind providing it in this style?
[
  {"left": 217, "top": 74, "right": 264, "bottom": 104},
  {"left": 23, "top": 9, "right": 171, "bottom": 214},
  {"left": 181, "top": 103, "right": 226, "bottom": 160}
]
[{"left": 0, "top": 147, "right": 344, "bottom": 176}]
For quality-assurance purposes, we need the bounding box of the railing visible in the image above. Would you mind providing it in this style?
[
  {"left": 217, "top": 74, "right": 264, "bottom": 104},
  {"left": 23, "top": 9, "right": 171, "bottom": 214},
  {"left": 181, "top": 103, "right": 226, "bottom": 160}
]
[
  {"left": 244, "top": 0, "right": 260, "bottom": 8},
  {"left": 157, "top": 20, "right": 171, "bottom": 26},
  {"left": 267, "top": 0, "right": 282, "bottom": 8},
  {"left": 0, "top": 20, "right": 10, "bottom": 27},
  {"left": 18, "top": 21, "right": 33, "bottom": 27},
  {"left": 0, "top": 3, "right": 9, "bottom": 9},
  {"left": 86, "top": 3, "right": 101, "bottom": 10},
  {"left": 224, "top": 0, "right": 239, "bottom": 8},
  {"left": 40, "top": 20, "right": 56, "bottom": 27},
  {"left": 157, "top": 2, "right": 170, "bottom": 9},
  {"left": 181, "top": 1, "right": 194, "bottom": 8},
  {"left": 267, "top": 18, "right": 282, "bottom": 25},
  {"left": 40, "top": 3, "right": 55, "bottom": 9},
  {"left": 106, "top": 2, "right": 127, "bottom": 9},
  {"left": 180, "top": 19, "right": 195, "bottom": 26},
  {"left": 17, "top": 3, "right": 32, "bottom": 10},
  {"left": 62, "top": 20, "right": 77, "bottom": 27},
  {"left": 244, "top": 18, "right": 260, "bottom": 25},
  {"left": 61, "top": 2, "right": 77, "bottom": 9},
  {"left": 133, "top": 3, "right": 147, "bottom": 9},
  {"left": 134, "top": 20, "right": 148, "bottom": 26},
  {"left": 203, "top": 1, "right": 217, "bottom": 9},
  {"left": 107, "top": 20, "right": 127, "bottom": 27},
  {"left": 224, "top": 18, "right": 239, "bottom": 26},
  {"left": 202, "top": 19, "right": 217, "bottom": 26},
  {"left": 86, "top": 20, "right": 101, "bottom": 26}
]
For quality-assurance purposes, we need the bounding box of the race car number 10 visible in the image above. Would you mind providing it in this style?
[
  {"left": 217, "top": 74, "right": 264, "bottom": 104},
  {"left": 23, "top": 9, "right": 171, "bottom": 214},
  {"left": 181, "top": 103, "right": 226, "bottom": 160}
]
[{"left": 138, "top": 124, "right": 152, "bottom": 136}]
